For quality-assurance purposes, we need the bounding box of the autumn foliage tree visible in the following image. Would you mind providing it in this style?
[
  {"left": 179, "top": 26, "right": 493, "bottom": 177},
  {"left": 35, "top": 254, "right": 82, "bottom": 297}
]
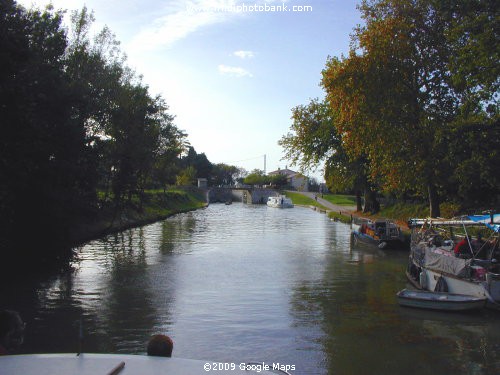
[
  {"left": 322, "top": 0, "right": 462, "bottom": 217},
  {"left": 282, "top": 0, "right": 498, "bottom": 216}
]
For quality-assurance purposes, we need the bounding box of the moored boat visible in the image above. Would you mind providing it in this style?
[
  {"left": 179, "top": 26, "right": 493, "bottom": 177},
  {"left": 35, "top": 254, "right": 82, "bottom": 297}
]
[
  {"left": 267, "top": 195, "right": 293, "bottom": 208},
  {"left": 406, "top": 214, "right": 500, "bottom": 307},
  {"left": 352, "top": 218, "right": 405, "bottom": 249},
  {"left": 396, "top": 288, "right": 486, "bottom": 311}
]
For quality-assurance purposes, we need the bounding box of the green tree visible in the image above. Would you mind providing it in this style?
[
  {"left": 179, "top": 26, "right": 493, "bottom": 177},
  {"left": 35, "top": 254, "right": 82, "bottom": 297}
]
[
  {"left": 151, "top": 117, "right": 188, "bottom": 190},
  {"left": 211, "top": 163, "right": 240, "bottom": 186},
  {"left": 243, "top": 170, "right": 269, "bottom": 186},
  {"left": 280, "top": 98, "right": 371, "bottom": 212},
  {"left": 439, "top": 0, "right": 500, "bottom": 209},
  {"left": 176, "top": 166, "right": 197, "bottom": 186},
  {"left": 65, "top": 6, "right": 128, "bottom": 205},
  {"left": 180, "top": 147, "right": 213, "bottom": 180},
  {"left": 280, "top": 98, "right": 338, "bottom": 171},
  {"left": 109, "top": 82, "right": 163, "bottom": 205},
  {"left": 269, "top": 174, "right": 288, "bottom": 189},
  {"left": 444, "top": 120, "right": 500, "bottom": 209},
  {"left": 0, "top": 1, "right": 97, "bottom": 252},
  {"left": 0, "top": 1, "right": 189, "bottom": 259},
  {"left": 438, "top": 0, "right": 499, "bottom": 111},
  {"left": 66, "top": 6, "right": 187, "bottom": 206}
]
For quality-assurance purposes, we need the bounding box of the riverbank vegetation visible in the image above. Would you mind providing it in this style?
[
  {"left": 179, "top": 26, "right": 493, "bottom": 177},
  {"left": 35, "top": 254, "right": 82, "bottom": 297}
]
[
  {"left": 243, "top": 170, "right": 289, "bottom": 188},
  {"left": 70, "top": 188, "right": 206, "bottom": 247},
  {"left": 280, "top": 0, "right": 499, "bottom": 217},
  {"left": 0, "top": 1, "right": 212, "bottom": 261}
]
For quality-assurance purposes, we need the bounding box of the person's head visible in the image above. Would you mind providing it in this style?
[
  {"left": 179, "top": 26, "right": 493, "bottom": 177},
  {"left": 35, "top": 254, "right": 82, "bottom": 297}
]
[
  {"left": 0, "top": 310, "right": 25, "bottom": 353},
  {"left": 147, "top": 334, "right": 173, "bottom": 357}
]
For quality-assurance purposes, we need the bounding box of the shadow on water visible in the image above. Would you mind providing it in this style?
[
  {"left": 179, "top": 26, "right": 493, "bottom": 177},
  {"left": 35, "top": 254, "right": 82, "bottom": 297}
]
[{"left": 2, "top": 227, "right": 176, "bottom": 355}]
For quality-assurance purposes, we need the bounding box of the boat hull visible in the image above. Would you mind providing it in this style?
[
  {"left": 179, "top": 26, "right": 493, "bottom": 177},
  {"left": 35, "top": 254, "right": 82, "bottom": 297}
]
[
  {"left": 267, "top": 203, "right": 293, "bottom": 208},
  {"left": 352, "top": 231, "right": 404, "bottom": 249},
  {"left": 397, "top": 289, "right": 486, "bottom": 311},
  {"left": 407, "top": 257, "right": 500, "bottom": 305},
  {"left": 266, "top": 196, "right": 293, "bottom": 208}
]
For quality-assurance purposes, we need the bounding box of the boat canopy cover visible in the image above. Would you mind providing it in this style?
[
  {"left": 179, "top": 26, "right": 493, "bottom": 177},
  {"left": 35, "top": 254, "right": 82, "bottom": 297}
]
[
  {"left": 468, "top": 214, "right": 500, "bottom": 233},
  {"left": 413, "top": 243, "right": 471, "bottom": 277}
]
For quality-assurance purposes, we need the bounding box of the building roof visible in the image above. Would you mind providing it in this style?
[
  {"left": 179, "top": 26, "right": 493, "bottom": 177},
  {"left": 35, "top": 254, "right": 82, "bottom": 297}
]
[{"left": 268, "top": 168, "right": 299, "bottom": 177}]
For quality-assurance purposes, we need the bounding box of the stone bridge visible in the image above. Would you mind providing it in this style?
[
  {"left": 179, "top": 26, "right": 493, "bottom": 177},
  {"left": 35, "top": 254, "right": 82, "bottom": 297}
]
[{"left": 207, "top": 187, "right": 279, "bottom": 204}]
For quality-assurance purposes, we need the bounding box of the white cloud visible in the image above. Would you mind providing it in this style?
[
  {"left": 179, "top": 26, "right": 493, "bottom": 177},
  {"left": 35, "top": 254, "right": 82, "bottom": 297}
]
[
  {"left": 233, "top": 50, "right": 255, "bottom": 59},
  {"left": 128, "top": 1, "right": 245, "bottom": 51},
  {"left": 218, "top": 65, "right": 253, "bottom": 78},
  {"left": 127, "top": 0, "right": 289, "bottom": 52}
]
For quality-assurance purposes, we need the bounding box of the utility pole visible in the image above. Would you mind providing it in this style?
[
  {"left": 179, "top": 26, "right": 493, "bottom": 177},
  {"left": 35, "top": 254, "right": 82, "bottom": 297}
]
[{"left": 264, "top": 154, "right": 266, "bottom": 175}]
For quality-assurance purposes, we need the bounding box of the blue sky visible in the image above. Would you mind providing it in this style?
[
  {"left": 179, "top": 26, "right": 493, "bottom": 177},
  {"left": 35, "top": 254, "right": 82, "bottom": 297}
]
[{"left": 17, "top": 0, "right": 362, "bottom": 181}]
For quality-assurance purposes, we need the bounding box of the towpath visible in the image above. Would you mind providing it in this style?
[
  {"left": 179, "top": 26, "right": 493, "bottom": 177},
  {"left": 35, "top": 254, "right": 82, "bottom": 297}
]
[
  {"left": 292, "top": 191, "right": 411, "bottom": 230},
  {"left": 291, "top": 191, "right": 357, "bottom": 216}
]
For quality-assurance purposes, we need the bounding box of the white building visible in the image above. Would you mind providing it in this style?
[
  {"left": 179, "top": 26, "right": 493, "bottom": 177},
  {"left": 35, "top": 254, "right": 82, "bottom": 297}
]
[
  {"left": 268, "top": 168, "right": 309, "bottom": 192},
  {"left": 197, "top": 178, "right": 208, "bottom": 188}
]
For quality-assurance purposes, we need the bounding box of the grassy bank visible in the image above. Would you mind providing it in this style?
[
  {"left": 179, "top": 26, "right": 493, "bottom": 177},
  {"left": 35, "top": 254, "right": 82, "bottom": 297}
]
[
  {"left": 70, "top": 187, "right": 207, "bottom": 246},
  {"left": 322, "top": 194, "right": 357, "bottom": 206},
  {"left": 284, "top": 192, "right": 355, "bottom": 224},
  {"left": 378, "top": 202, "right": 460, "bottom": 224},
  {"left": 285, "top": 190, "right": 461, "bottom": 229},
  {"left": 284, "top": 192, "right": 356, "bottom": 208},
  {"left": 284, "top": 191, "right": 326, "bottom": 208}
]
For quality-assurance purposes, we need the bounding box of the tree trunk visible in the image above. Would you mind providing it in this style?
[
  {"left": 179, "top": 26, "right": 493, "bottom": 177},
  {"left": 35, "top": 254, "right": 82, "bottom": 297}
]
[
  {"left": 355, "top": 190, "right": 363, "bottom": 212},
  {"left": 428, "top": 183, "right": 440, "bottom": 218},
  {"left": 363, "top": 187, "right": 380, "bottom": 214}
]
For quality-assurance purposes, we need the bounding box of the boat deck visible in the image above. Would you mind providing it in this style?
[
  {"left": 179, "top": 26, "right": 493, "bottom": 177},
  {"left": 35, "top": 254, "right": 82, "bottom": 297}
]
[{"left": 0, "top": 353, "right": 287, "bottom": 375}]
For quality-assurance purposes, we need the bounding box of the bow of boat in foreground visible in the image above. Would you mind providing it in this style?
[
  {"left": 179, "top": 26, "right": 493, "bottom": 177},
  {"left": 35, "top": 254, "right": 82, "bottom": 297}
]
[{"left": 0, "top": 353, "right": 293, "bottom": 375}]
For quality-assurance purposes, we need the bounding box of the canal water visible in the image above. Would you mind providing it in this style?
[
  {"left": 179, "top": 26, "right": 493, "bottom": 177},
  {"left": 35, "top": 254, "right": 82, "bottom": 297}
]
[{"left": 3, "top": 203, "right": 500, "bottom": 374}]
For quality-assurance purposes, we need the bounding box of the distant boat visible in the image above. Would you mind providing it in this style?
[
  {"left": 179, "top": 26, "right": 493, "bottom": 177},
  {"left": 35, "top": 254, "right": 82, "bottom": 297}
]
[
  {"left": 396, "top": 289, "right": 486, "bottom": 311},
  {"left": 267, "top": 195, "right": 293, "bottom": 208},
  {"left": 352, "top": 218, "right": 405, "bottom": 249}
]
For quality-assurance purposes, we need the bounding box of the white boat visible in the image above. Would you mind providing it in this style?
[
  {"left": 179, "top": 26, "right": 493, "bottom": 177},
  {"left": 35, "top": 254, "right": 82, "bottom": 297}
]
[
  {"left": 0, "top": 353, "right": 292, "bottom": 375},
  {"left": 396, "top": 289, "right": 487, "bottom": 311},
  {"left": 406, "top": 214, "right": 500, "bottom": 307},
  {"left": 267, "top": 195, "right": 293, "bottom": 208}
]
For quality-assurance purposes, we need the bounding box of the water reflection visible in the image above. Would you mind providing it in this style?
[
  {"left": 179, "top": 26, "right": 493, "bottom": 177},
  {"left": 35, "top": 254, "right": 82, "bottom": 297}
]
[
  {"left": 1, "top": 204, "right": 499, "bottom": 374},
  {"left": 290, "top": 227, "right": 500, "bottom": 374}
]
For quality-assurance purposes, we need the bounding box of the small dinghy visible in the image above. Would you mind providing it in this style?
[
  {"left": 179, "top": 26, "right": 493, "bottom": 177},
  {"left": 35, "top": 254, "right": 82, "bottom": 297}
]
[{"left": 396, "top": 289, "right": 486, "bottom": 311}]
